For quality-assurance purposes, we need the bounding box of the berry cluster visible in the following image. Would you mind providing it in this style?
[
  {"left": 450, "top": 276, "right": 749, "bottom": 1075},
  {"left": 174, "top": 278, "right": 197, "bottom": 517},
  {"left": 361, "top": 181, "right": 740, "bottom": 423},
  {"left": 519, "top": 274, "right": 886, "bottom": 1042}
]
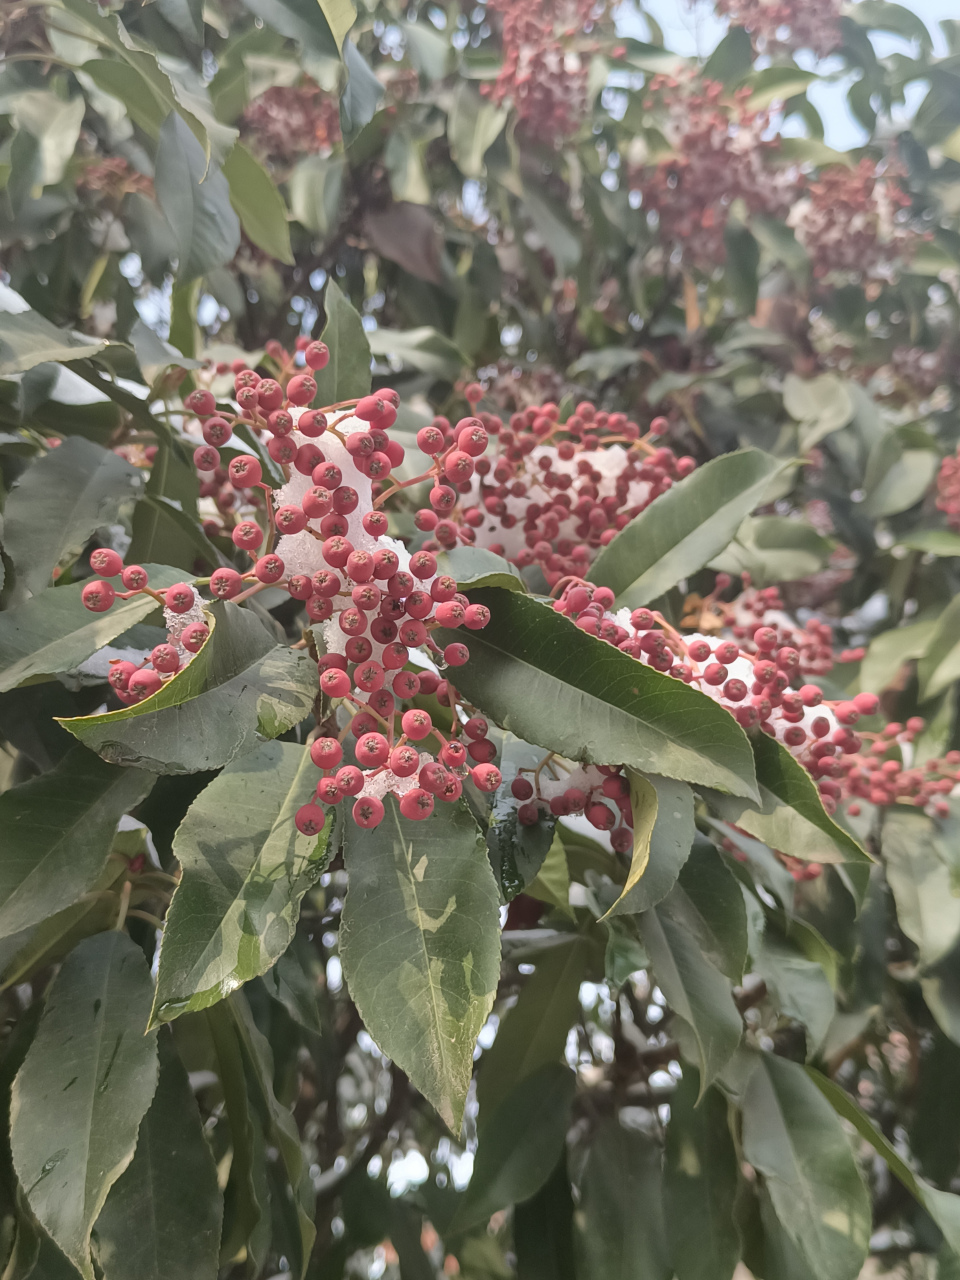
[
  {"left": 83, "top": 344, "right": 504, "bottom": 833},
  {"left": 241, "top": 81, "right": 341, "bottom": 167},
  {"left": 629, "top": 78, "right": 798, "bottom": 268},
  {"left": 714, "top": 0, "right": 843, "bottom": 57},
  {"left": 481, "top": 0, "right": 595, "bottom": 144},
  {"left": 408, "top": 391, "right": 694, "bottom": 590},
  {"left": 78, "top": 156, "right": 153, "bottom": 199},
  {"left": 936, "top": 445, "right": 960, "bottom": 531},
  {"left": 787, "top": 159, "right": 917, "bottom": 282}
]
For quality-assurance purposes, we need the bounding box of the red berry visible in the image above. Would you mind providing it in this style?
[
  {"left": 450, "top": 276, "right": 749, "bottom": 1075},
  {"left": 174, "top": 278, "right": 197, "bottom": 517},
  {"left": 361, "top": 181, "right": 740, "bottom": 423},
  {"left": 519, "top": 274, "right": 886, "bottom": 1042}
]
[
  {"left": 210, "top": 568, "right": 243, "bottom": 599},
  {"left": 185, "top": 388, "right": 216, "bottom": 417},
  {"left": 164, "top": 583, "right": 195, "bottom": 614},
  {"left": 512, "top": 777, "right": 534, "bottom": 800},
  {"left": 336, "top": 765, "right": 364, "bottom": 796},
  {"left": 232, "top": 521, "right": 263, "bottom": 551},
  {"left": 121, "top": 565, "right": 148, "bottom": 590},
  {"left": 150, "top": 643, "right": 180, "bottom": 674},
  {"left": 228, "top": 455, "right": 263, "bottom": 488},
  {"left": 517, "top": 802, "right": 540, "bottom": 826},
  {"left": 320, "top": 668, "right": 351, "bottom": 698},
  {"left": 444, "top": 642, "right": 470, "bottom": 667},
  {"left": 128, "top": 669, "right": 163, "bottom": 700},
  {"left": 89, "top": 547, "right": 123, "bottom": 577},
  {"left": 275, "top": 505, "right": 307, "bottom": 535},
  {"left": 305, "top": 341, "right": 330, "bottom": 370},
  {"left": 471, "top": 764, "right": 501, "bottom": 792},
  {"left": 295, "top": 803, "right": 326, "bottom": 836},
  {"left": 181, "top": 622, "right": 209, "bottom": 652},
  {"left": 194, "top": 445, "right": 219, "bottom": 471},
  {"left": 81, "top": 580, "right": 116, "bottom": 612},
  {"left": 353, "top": 795, "right": 385, "bottom": 828},
  {"left": 356, "top": 732, "right": 389, "bottom": 767},
  {"left": 255, "top": 554, "right": 285, "bottom": 584},
  {"left": 310, "top": 737, "right": 343, "bottom": 769},
  {"left": 400, "top": 788, "right": 434, "bottom": 820},
  {"left": 286, "top": 373, "right": 316, "bottom": 405},
  {"left": 401, "top": 709, "right": 433, "bottom": 740}
]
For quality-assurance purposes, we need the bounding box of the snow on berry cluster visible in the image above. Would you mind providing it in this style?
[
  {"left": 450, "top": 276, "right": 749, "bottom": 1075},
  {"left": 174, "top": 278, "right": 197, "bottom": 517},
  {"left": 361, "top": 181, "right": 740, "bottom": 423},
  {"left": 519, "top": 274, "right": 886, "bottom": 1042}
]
[
  {"left": 82, "top": 340, "right": 504, "bottom": 833},
  {"left": 413, "top": 391, "right": 695, "bottom": 590}
]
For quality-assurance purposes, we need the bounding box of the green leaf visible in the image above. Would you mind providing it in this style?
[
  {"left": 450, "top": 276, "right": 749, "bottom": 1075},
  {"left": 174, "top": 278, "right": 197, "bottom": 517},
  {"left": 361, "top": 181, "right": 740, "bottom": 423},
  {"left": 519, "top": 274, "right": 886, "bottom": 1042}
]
[
  {"left": 476, "top": 937, "right": 590, "bottom": 1119},
  {"left": 223, "top": 142, "right": 294, "bottom": 265},
  {"left": 513, "top": 1154, "right": 576, "bottom": 1280},
  {"left": 127, "top": 496, "right": 221, "bottom": 575},
  {"left": 745, "top": 66, "right": 818, "bottom": 111},
  {"left": 311, "top": 280, "right": 372, "bottom": 408},
  {"left": 741, "top": 1054, "right": 871, "bottom": 1280},
  {"left": 589, "top": 449, "right": 785, "bottom": 608},
  {"left": 724, "top": 224, "right": 760, "bottom": 313},
  {"left": 859, "top": 617, "right": 938, "bottom": 696},
  {"left": 340, "top": 40, "right": 384, "bottom": 136},
  {"left": 94, "top": 1029, "right": 222, "bottom": 1280},
  {"left": 0, "top": 305, "right": 108, "bottom": 376},
  {"left": 577, "top": 1119, "right": 671, "bottom": 1280},
  {"left": 667, "top": 842, "right": 748, "bottom": 983},
  {"left": 707, "top": 734, "right": 870, "bottom": 866},
  {"left": 918, "top": 597, "right": 960, "bottom": 700},
  {"left": 288, "top": 154, "right": 345, "bottom": 237},
  {"left": 59, "top": 601, "right": 317, "bottom": 774},
  {"left": 664, "top": 1070, "right": 740, "bottom": 1280},
  {"left": 783, "top": 373, "right": 853, "bottom": 451},
  {"left": 447, "top": 82, "right": 508, "bottom": 179},
  {"left": 58, "top": 0, "right": 237, "bottom": 166},
  {"left": 435, "top": 546, "right": 524, "bottom": 592},
  {"left": 0, "top": 747, "right": 154, "bottom": 941},
  {"left": 0, "top": 565, "right": 183, "bottom": 694},
  {"left": 898, "top": 530, "right": 960, "bottom": 557},
  {"left": 639, "top": 864, "right": 743, "bottom": 1090},
  {"left": 436, "top": 588, "right": 759, "bottom": 802},
  {"left": 606, "top": 773, "right": 694, "bottom": 917},
  {"left": 239, "top": 0, "right": 348, "bottom": 58},
  {"left": 863, "top": 445, "right": 938, "bottom": 519},
  {"left": 150, "top": 742, "right": 332, "bottom": 1025},
  {"left": 226, "top": 993, "right": 315, "bottom": 1268},
  {"left": 486, "top": 808, "right": 555, "bottom": 901},
  {"left": 455, "top": 1064, "right": 576, "bottom": 1232},
  {"left": 709, "top": 516, "right": 832, "bottom": 587},
  {"left": 807, "top": 1067, "right": 960, "bottom": 1255},
  {"left": 366, "top": 327, "right": 467, "bottom": 380},
  {"left": 400, "top": 19, "right": 452, "bottom": 80},
  {"left": 10, "top": 933, "right": 159, "bottom": 1280},
  {"left": 702, "top": 25, "right": 753, "bottom": 83},
  {"left": 2, "top": 437, "right": 144, "bottom": 598},
  {"left": 155, "top": 113, "right": 240, "bottom": 283},
  {"left": 881, "top": 807, "right": 960, "bottom": 968},
  {"left": 339, "top": 795, "right": 501, "bottom": 1131},
  {"left": 755, "top": 935, "right": 835, "bottom": 1057}
]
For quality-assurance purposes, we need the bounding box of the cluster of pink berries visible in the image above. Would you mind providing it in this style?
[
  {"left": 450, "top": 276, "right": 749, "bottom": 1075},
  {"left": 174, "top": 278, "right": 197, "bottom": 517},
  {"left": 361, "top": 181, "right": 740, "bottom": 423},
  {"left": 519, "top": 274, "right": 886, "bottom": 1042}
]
[
  {"left": 936, "top": 445, "right": 960, "bottom": 531},
  {"left": 510, "top": 762, "right": 636, "bottom": 853},
  {"left": 82, "top": 340, "right": 506, "bottom": 832},
  {"left": 81, "top": 554, "right": 210, "bottom": 703},
  {"left": 414, "top": 390, "right": 694, "bottom": 589},
  {"left": 714, "top": 0, "right": 843, "bottom": 56}
]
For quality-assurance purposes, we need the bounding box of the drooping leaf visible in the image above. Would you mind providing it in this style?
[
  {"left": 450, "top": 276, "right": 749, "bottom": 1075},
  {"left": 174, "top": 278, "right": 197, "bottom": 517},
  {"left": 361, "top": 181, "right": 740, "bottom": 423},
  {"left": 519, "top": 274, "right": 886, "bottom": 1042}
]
[
  {"left": 59, "top": 602, "right": 317, "bottom": 774},
  {"left": 588, "top": 449, "right": 785, "bottom": 608},
  {"left": 435, "top": 545, "right": 525, "bottom": 592},
  {"left": 0, "top": 565, "right": 183, "bottom": 694},
  {"left": 436, "top": 588, "right": 759, "bottom": 802},
  {"left": 709, "top": 515, "right": 832, "bottom": 587},
  {"left": 513, "top": 1154, "right": 576, "bottom": 1280},
  {"left": 154, "top": 113, "right": 240, "bottom": 282},
  {"left": 476, "top": 937, "right": 590, "bottom": 1119},
  {"left": 782, "top": 373, "right": 853, "bottom": 450},
  {"left": 447, "top": 82, "right": 508, "bottom": 179},
  {"left": 706, "top": 734, "right": 870, "bottom": 866},
  {"left": 288, "top": 155, "right": 345, "bottom": 237},
  {"left": 94, "top": 1029, "right": 222, "bottom": 1280},
  {"left": 639, "top": 852, "right": 744, "bottom": 1091},
  {"left": 454, "top": 1064, "right": 576, "bottom": 1232},
  {"left": 310, "top": 280, "right": 372, "bottom": 408},
  {"left": 881, "top": 807, "right": 960, "bottom": 968},
  {"left": 664, "top": 1070, "right": 741, "bottom": 1280},
  {"left": 577, "top": 1119, "right": 671, "bottom": 1280},
  {"left": 366, "top": 326, "right": 467, "bottom": 379},
  {"left": 2, "top": 437, "right": 144, "bottom": 598},
  {"left": 223, "top": 142, "right": 294, "bottom": 265},
  {"left": 741, "top": 1054, "right": 871, "bottom": 1280},
  {"left": 0, "top": 305, "right": 107, "bottom": 376},
  {"left": 340, "top": 40, "right": 385, "bottom": 136},
  {"left": 150, "top": 742, "right": 332, "bottom": 1025},
  {"left": 755, "top": 935, "right": 835, "bottom": 1058},
  {"left": 486, "top": 808, "right": 556, "bottom": 901},
  {"left": 669, "top": 842, "right": 749, "bottom": 983},
  {"left": 339, "top": 796, "right": 501, "bottom": 1131},
  {"left": 0, "top": 747, "right": 154, "bottom": 941},
  {"left": 227, "top": 994, "right": 315, "bottom": 1269},
  {"left": 605, "top": 773, "right": 694, "bottom": 917},
  {"left": 239, "top": 0, "right": 349, "bottom": 58},
  {"left": 918, "top": 597, "right": 960, "bottom": 701},
  {"left": 10, "top": 933, "right": 159, "bottom": 1280},
  {"left": 808, "top": 1067, "right": 960, "bottom": 1254}
]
